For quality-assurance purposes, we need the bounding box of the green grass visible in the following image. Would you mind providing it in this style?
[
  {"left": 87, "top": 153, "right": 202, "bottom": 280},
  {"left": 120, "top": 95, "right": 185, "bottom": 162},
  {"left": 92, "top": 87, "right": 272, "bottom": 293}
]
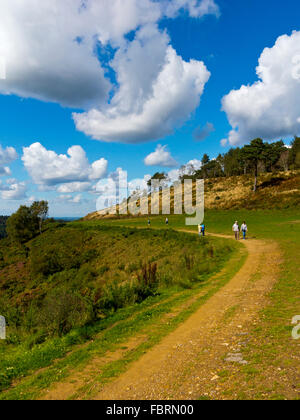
[
  {"left": 0, "top": 222, "right": 239, "bottom": 397},
  {"left": 0, "top": 242, "right": 246, "bottom": 400},
  {"left": 1, "top": 208, "right": 299, "bottom": 400},
  {"left": 0, "top": 223, "right": 232, "bottom": 338},
  {"left": 81, "top": 208, "right": 300, "bottom": 400}
]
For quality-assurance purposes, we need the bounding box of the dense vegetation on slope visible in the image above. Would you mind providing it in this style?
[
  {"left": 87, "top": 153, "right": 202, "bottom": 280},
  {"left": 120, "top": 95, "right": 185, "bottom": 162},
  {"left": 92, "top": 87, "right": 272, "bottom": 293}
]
[
  {"left": 0, "top": 221, "right": 233, "bottom": 345},
  {"left": 0, "top": 216, "right": 8, "bottom": 239},
  {"left": 91, "top": 210, "right": 300, "bottom": 401}
]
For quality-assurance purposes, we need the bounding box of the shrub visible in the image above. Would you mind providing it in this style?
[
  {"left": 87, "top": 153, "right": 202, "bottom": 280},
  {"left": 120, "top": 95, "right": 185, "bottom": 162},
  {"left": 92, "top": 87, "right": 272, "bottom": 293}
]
[
  {"left": 99, "top": 281, "right": 136, "bottom": 312},
  {"left": 38, "top": 289, "right": 92, "bottom": 336},
  {"left": 30, "top": 249, "right": 62, "bottom": 277},
  {"left": 183, "top": 253, "right": 195, "bottom": 270},
  {"left": 99, "top": 265, "right": 109, "bottom": 275},
  {"left": 136, "top": 263, "right": 159, "bottom": 301}
]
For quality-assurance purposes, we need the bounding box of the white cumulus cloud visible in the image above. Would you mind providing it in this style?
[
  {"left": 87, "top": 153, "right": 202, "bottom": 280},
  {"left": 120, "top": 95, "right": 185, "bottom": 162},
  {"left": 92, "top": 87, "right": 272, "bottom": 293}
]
[
  {"left": 144, "top": 144, "right": 178, "bottom": 167},
  {"left": 0, "top": 144, "right": 18, "bottom": 176},
  {"left": 57, "top": 182, "right": 92, "bottom": 194},
  {"left": 128, "top": 175, "right": 151, "bottom": 193},
  {"left": 1, "top": 181, "right": 27, "bottom": 200},
  {"left": 0, "top": 0, "right": 215, "bottom": 143},
  {"left": 74, "top": 36, "right": 210, "bottom": 143},
  {"left": 58, "top": 194, "right": 83, "bottom": 204},
  {"left": 168, "top": 158, "right": 202, "bottom": 182},
  {"left": 22, "top": 143, "right": 108, "bottom": 188},
  {"left": 222, "top": 31, "right": 300, "bottom": 146}
]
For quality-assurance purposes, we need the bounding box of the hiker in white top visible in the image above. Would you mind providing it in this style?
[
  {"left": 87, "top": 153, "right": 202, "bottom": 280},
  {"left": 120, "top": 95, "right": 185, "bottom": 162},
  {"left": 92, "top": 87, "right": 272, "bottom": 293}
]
[
  {"left": 241, "top": 221, "right": 248, "bottom": 240},
  {"left": 232, "top": 221, "right": 240, "bottom": 240}
]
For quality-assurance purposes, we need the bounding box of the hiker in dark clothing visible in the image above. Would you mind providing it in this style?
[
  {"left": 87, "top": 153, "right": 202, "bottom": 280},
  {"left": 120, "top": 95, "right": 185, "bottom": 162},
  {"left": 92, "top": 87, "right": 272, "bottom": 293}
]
[{"left": 201, "top": 224, "right": 205, "bottom": 236}]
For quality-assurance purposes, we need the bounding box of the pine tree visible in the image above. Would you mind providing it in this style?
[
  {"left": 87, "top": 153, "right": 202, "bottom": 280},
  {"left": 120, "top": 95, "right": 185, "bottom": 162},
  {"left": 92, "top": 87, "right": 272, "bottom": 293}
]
[{"left": 241, "top": 138, "right": 266, "bottom": 192}]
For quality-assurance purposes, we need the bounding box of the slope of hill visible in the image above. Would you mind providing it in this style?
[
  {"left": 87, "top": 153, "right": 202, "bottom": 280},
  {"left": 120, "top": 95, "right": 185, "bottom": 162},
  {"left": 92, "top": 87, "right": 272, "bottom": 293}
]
[
  {"left": 0, "top": 216, "right": 8, "bottom": 239},
  {"left": 85, "top": 171, "right": 300, "bottom": 221},
  {"left": 204, "top": 170, "right": 300, "bottom": 210},
  {"left": 1, "top": 209, "right": 299, "bottom": 400},
  {"left": 0, "top": 220, "right": 234, "bottom": 393}
]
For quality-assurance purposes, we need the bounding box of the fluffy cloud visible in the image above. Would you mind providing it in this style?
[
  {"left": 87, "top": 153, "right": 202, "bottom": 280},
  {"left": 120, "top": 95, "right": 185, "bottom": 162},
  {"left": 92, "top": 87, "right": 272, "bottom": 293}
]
[
  {"left": 0, "top": 144, "right": 18, "bottom": 175},
  {"left": 222, "top": 31, "right": 300, "bottom": 146},
  {"left": 0, "top": 145, "right": 17, "bottom": 164},
  {"left": 94, "top": 169, "right": 152, "bottom": 209},
  {"left": 128, "top": 175, "right": 151, "bottom": 193},
  {"left": 0, "top": 0, "right": 112, "bottom": 108},
  {"left": 186, "top": 159, "right": 202, "bottom": 171},
  {"left": 22, "top": 143, "right": 108, "bottom": 188},
  {"left": 74, "top": 35, "right": 210, "bottom": 143},
  {"left": 0, "top": 153, "right": 28, "bottom": 199},
  {"left": 168, "top": 158, "right": 202, "bottom": 182},
  {"left": 0, "top": 166, "right": 11, "bottom": 176},
  {"left": 144, "top": 144, "right": 178, "bottom": 167},
  {"left": 0, "top": 0, "right": 215, "bottom": 142},
  {"left": 94, "top": 168, "right": 128, "bottom": 210},
  {"left": 58, "top": 194, "right": 82, "bottom": 204},
  {"left": 57, "top": 182, "right": 92, "bottom": 194},
  {"left": 0, "top": 181, "right": 27, "bottom": 200}
]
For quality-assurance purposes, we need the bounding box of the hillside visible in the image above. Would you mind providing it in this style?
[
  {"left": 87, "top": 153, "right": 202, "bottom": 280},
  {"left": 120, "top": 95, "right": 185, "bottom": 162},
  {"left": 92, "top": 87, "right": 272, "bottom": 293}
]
[
  {"left": 85, "top": 171, "right": 300, "bottom": 221},
  {"left": 0, "top": 220, "right": 234, "bottom": 394},
  {"left": 0, "top": 216, "right": 8, "bottom": 239},
  {"left": 1, "top": 209, "right": 299, "bottom": 400}
]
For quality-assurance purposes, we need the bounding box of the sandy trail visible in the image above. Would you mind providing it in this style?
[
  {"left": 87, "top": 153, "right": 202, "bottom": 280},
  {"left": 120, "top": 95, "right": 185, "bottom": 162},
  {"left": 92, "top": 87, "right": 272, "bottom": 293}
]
[{"left": 91, "top": 234, "right": 281, "bottom": 400}]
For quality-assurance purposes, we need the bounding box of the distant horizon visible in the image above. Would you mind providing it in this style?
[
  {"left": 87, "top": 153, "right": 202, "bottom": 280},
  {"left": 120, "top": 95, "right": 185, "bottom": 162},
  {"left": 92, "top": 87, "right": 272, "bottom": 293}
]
[{"left": 0, "top": 213, "right": 82, "bottom": 220}]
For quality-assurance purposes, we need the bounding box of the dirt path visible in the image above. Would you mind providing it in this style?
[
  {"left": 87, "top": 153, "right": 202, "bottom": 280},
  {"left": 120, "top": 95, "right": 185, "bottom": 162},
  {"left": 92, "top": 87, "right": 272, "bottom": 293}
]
[{"left": 91, "top": 234, "right": 282, "bottom": 400}]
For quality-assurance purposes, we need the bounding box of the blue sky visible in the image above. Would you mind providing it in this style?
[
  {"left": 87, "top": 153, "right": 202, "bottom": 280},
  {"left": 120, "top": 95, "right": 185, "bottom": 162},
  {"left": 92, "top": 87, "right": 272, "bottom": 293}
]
[{"left": 0, "top": 0, "right": 299, "bottom": 216}]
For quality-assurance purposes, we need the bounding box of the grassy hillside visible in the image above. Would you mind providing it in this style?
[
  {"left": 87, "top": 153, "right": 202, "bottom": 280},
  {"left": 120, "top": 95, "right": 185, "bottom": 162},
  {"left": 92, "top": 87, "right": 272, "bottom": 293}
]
[
  {"left": 204, "top": 170, "right": 300, "bottom": 209},
  {"left": 91, "top": 210, "right": 300, "bottom": 400},
  {"left": 0, "top": 216, "right": 8, "bottom": 239},
  {"left": 85, "top": 170, "right": 300, "bottom": 221},
  {"left": 1, "top": 208, "right": 299, "bottom": 400},
  {"left": 0, "top": 221, "right": 235, "bottom": 393}
]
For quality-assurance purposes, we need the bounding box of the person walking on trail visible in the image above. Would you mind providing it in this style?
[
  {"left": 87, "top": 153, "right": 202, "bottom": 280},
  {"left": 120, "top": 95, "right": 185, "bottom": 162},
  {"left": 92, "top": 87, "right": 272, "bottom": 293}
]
[
  {"left": 198, "top": 224, "right": 202, "bottom": 237},
  {"left": 232, "top": 221, "right": 240, "bottom": 240},
  {"left": 165, "top": 217, "right": 169, "bottom": 226},
  {"left": 241, "top": 221, "right": 248, "bottom": 240},
  {"left": 198, "top": 223, "right": 205, "bottom": 237},
  {"left": 148, "top": 219, "right": 151, "bottom": 227},
  {"left": 201, "top": 223, "right": 205, "bottom": 236}
]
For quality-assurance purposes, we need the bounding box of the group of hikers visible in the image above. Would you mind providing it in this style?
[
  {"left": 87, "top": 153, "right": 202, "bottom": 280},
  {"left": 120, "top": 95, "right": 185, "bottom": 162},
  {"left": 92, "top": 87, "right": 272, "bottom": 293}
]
[
  {"left": 232, "top": 221, "right": 248, "bottom": 240},
  {"left": 147, "top": 218, "right": 248, "bottom": 241}
]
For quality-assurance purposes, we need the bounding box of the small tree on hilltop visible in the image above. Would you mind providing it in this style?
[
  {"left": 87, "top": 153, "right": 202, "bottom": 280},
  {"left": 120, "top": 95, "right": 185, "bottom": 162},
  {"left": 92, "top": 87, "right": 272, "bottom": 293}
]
[
  {"left": 31, "top": 201, "right": 49, "bottom": 234},
  {"left": 289, "top": 136, "right": 300, "bottom": 169},
  {"left": 201, "top": 154, "right": 210, "bottom": 166},
  {"left": 6, "top": 201, "right": 49, "bottom": 244},
  {"left": 147, "top": 172, "right": 169, "bottom": 192},
  {"left": 201, "top": 154, "right": 210, "bottom": 179},
  {"left": 6, "top": 206, "right": 39, "bottom": 244},
  {"left": 241, "top": 138, "right": 266, "bottom": 192}
]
